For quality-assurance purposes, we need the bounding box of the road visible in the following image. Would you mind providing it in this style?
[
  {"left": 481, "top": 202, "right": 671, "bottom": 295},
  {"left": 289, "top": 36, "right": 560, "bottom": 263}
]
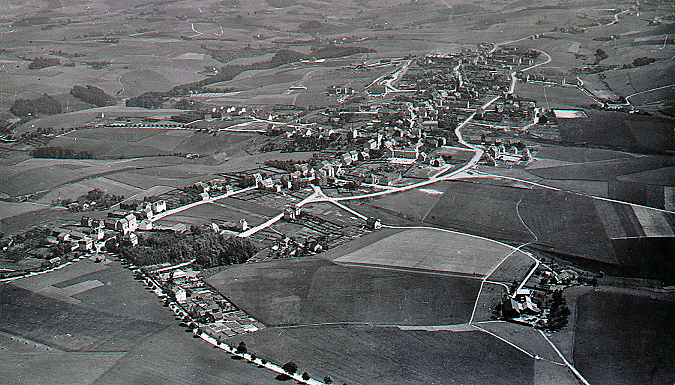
[
  {"left": 236, "top": 186, "right": 322, "bottom": 238},
  {"left": 625, "top": 83, "right": 675, "bottom": 105},
  {"left": 150, "top": 186, "right": 257, "bottom": 223}
]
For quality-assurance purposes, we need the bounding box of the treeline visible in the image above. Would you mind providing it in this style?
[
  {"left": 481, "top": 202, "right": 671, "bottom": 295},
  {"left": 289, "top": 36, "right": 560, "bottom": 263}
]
[
  {"left": 30, "top": 146, "right": 94, "bottom": 159},
  {"left": 28, "top": 57, "right": 60, "bottom": 69},
  {"left": 10, "top": 93, "right": 61, "bottom": 117},
  {"left": 70, "top": 85, "right": 112, "bottom": 107},
  {"left": 57, "top": 188, "right": 124, "bottom": 210},
  {"left": 114, "top": 228, "right": 257, "bottom": 268},
  {"left": 311, "top": 44, "right": 375, "bottom": 59},
  {"left": 127, "top": 45, "right": 375, "bottom": 109},
  {"left": 126, "top": 49, "right": 307, "bottom": 109}
]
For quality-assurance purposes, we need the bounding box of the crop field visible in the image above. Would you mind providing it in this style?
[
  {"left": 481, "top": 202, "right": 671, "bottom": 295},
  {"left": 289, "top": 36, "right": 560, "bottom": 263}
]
[
  {"left": 334, "top": 228, "right": 520, "bottom": 277},
  {"left": 424, "top": 181, "right": 534, "bottom": 242},
  {"left": 617, "top": 165, "right": 675, "bottom": 187},
  {"left": 527, "top": 154, "right": 675, "bottom": 181},
  {"left": 93, "top": 325, "right": 279, "bottom": 385},
  {"left": 515, "top": 83, "right": 595, "bottom": 110},
  {"left": 366, "top": 182, "right": 450, "bottom": 222},
  {"left": 518, "top": 188, "right": 618, "bottom": 263},
  {"left": 0, "top": 208, "right": 83, "bottom": 236},
  {"left": 533, "top": 146, "right": 634, "bottom": 163},
  {"left": 0, "top": 348, "right": 126, "bottom": 385},
  {"left": 555, "top": 110, "right": 675, "bottom": 153},
  {"left": 574, "top": 291, "right": 675, "bottom": 385},
  {"left": 105, "top": 170, "right": 205, "bottom": 190},
  {"left": 223, "top": 325, "right": 535, "bottom": 385},
  {"left": 487, "top": 251, "right": 535, "bottom": 284},
  {"left": 478, "top": 321, "right": 562, "bottom": 363},
  {"left": 154, "top": 201, "right": 269, "bottom": 229},
  {"left": 0, "top": 201, "right": 46, "bottom": 220},
  {"left": 0, "top": 284, "right": 167, "bottom": 352},
  {"left": 46, "top": 128, "right": 259, "bottom": 159},
  {"left": 424, "top": 180, "right": 623, "bottom": 264},
  {"left": 207, "top": 257, "right": 480, "bottom": 326}
]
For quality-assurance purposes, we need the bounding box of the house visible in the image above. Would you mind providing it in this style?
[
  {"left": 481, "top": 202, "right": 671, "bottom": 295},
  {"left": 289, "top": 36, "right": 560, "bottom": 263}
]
[
  {"left": 86, "top": 227, "right": 105, "bottom": 241},
  {"left": 115, "top": 218, "right": 129, "bottom": 234},
  {"left": 341, "top": 153, "right": 353, "bottom": 166},
  {"left": 175, "top": 287, "right": 187, "bottom": 304},
  {"left": 81, "top": 216, "right": 94, "bottom": 227},
  {"left": 57, "top": 232, "right": 71, "bottom": 242},
  {"left": 366, "top": 217, "right": 382, "bottom": 230},
  {"left": 124, "top": 232, "right": 138, "bottom": 247},
  {"left": 238, "top": 219, "right": 248, "bottom": 232},
  {"left": 78, "top": 236, "right": 93, "bottom": 251},
  {"left": 125, "top": 213, "right": 138, "bottom": 232},
  {"left": 283, "top": 205, "right": 296, "bottom": 221},
  {"left": 152, "top": 200, "right": 167, "bottom": 214}
]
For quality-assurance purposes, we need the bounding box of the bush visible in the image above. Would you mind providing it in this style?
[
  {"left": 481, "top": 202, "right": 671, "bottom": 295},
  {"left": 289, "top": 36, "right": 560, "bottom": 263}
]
[
  {"left": 30, "top": 146, "right": 93, "bottom": 159},
  {"left": 28, "top": 57, "right": 60, "bottom": 69},
  {"left": 302, "top": 372, "right": 310, "bottom": 381},
  {"left": 323, "top": 375, "right": 333, "bottom": 384},
  {"left": 71, "top": 85, "right": 111, "bottom": 107},
  {"left": 236, "top": 341, "right": 247, "bottom": 354},
  {"left": 10, "top": 93, "right": 61, "bottom": 117},
  {"left": 282, "top": 361, "right": 298, "bottom": 375}
]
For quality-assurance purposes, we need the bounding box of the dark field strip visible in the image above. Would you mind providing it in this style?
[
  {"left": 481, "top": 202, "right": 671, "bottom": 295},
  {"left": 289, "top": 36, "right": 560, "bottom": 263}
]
[
  {"left": 207, "top": 257, "right": 480, "bottom": 327},
  {"left": 575, "top": 291, "right": 675, "bottom": 385},
  {"left": 224, "top": 325, "right": 535, "bottom": 385},
  {"left": 0, "top": 284, "right": 167, "bottom": 352}
]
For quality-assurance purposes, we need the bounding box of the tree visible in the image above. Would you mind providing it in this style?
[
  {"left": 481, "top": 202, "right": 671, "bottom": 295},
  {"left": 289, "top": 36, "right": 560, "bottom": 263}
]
[
  {"left": 323, "top": 375, "right": 333, "bottom": 384},
  {"left": 236, "top": 341, "right": 247, "bottom": 354},
  {"left": 71, "top": 85, "right": 111, "bottom": 107},
  {"left": 302, "top": 372, "right": 311, "bottom": 381},
  {"left": 282, "top": 362, "right": 298, "bottom": 375}
]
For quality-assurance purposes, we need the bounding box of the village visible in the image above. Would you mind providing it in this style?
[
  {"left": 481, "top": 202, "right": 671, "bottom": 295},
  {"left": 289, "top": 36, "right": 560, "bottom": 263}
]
[{"left": 0, "top": 44, "right": 605, "bottom": 340}]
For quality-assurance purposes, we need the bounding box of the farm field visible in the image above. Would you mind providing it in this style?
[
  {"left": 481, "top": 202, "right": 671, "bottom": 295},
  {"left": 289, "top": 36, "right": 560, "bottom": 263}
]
[
  {"left": 423, "top": 181, "right": 534, "bottom": 242},
  {"left": 207, "top": 257, "right": 481, "bottom": 327},
  {"left": 223, "top": 325, "right": 535, "bottom": 385},
  {"left": 92, "top": 325, "right": 279, "bottom": 385},
  {"left": 334, "top": 228, "right": 524, "bottom": 277},
  {"left": 0, "top": 257, "right": 276, "bottom": 384},
  {"left": 555, "top": 110, "right": 675, "bottom": 153},
  {"left": 0, "top": 283, "right": 168, "bottom": 352},
  {"left": 153, "top": 201, "right": 270, "bottom": 229},
  {"left": 366, "top": 182, "right": 450, "bottom": 222},
  {"left": 0, "top": 201, "right": 47, "bottom": 220},
  {"left": 574, "top": 291, "right": 675, "bottom": 385},
  {"left": 423, "top": 180, "right": 628, "bottom": 264}
]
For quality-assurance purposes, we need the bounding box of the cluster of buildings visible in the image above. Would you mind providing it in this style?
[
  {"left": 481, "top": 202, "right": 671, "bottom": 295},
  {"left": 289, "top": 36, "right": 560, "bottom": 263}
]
[{"left": 144, "top": 265, "right": 265, "bottom": 339}]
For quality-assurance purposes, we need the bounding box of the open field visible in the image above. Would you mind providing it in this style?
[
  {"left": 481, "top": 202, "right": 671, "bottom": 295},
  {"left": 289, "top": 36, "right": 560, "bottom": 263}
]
[
  {"left": 424, "top": 181, "right": 534, "bottom": 242},
  {"left": 555, "top": 110, "right": 675, "bottom": 153},
  {"left": 422, "top": 180, "right": 640, "bottom": 264},
  {"left": 334, "top": 228, "right": 522, "bottom": 277},
  {"left": 0, "top": 201, "right": 47, "bottom": 220},
  {"left": 92, "top": 325, "right": 279, "bottom": 385},
  {"left": 0, "top": 283, "right": 168, "bottom": 352},
  {"left": 0, "top": 257, "right": 277, "bottom": 384},
  {"left": 153, "top": 201, "right": 270, "bottom": 228},
  {"left": 574, "top": 291, "right": 675, "bottom": 384},
  {"left": 223, "top": 325, "right": 535, "bottom": 385},
  {"left": 207, "top": 257, "right": 480, "bottom": 326},
  {"left": 366, "top": 182, "right": 449, "bottom": 222}
]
